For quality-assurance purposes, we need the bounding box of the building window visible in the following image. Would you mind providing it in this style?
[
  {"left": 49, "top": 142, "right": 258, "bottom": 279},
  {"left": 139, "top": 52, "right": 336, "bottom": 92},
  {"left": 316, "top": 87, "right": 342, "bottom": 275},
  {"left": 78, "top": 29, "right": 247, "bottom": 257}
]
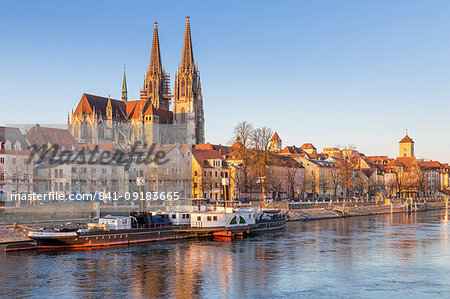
[
  {"left": 181, "top": 80, "right": 186, "bottom": 97},
  {"left": 197, "top": 216, "right": 201, "bottom": 221},
  {"left": 207, "top": 216, "right": 212, "bottom": 221},
  {"left": 194, "top": 171, "right": 198, "bottom": 176},
  {"left": 172, "top": 214, "right": 176, "bottom": 219},
  {"left": 0, "top": 157, "right": 4, "bottom": 164},
  {"left": 213, "top": 216, "right": 217, "bottom": 221},
  {"left": 98, "top": 125, "right": 104, "bottom": 139},
  {"left": 0, "top": 173, "right": 4, "bottom": 181},
  {"left": 180, "top": 107, "right": 186, "bottom": 124}
]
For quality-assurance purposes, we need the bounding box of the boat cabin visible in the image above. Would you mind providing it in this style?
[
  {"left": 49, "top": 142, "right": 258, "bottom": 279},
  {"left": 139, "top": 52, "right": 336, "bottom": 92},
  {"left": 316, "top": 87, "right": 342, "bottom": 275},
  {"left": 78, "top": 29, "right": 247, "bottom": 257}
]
[
  {"left": 190, "top": 208, "right": 258, "bottom": 228},
  {"left": 167, "top": 212, "right": 191, "bottom": 225},
  {"left": 99, "top": 216, "right": 132, "bottom": 230}
]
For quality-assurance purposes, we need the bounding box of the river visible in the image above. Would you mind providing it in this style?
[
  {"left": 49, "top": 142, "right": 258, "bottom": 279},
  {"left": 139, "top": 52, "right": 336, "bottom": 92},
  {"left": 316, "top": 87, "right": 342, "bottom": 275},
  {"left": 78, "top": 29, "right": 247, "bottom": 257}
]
[{"left": 1, "top": 210, "right": 449, "bottom": 298}]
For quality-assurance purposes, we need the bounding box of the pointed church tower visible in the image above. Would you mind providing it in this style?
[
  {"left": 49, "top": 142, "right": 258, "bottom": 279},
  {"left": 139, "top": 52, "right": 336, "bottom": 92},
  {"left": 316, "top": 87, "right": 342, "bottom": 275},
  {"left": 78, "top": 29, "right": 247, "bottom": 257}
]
[
  {"left": 140, "top": 20, "right": 171, "bottom": 111},
  {"left": 173, "top": 14, "right": 205, "bottom": 144},
  {"left": 122, "top": 65, "right": 128, "bottom": 102}
]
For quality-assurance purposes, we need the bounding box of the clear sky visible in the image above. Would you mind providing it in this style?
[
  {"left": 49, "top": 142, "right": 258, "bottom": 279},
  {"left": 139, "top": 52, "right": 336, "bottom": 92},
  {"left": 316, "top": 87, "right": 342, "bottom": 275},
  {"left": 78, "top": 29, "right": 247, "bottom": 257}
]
[{"left": 1, "top": 0, "right": 449, "bottom": 162}]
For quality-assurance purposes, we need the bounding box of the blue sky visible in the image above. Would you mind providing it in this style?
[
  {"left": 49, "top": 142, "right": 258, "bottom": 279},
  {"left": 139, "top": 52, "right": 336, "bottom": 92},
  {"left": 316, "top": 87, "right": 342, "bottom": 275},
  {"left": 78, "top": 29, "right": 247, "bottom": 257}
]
[{"left": 1, "top": 0, "right": 450, "bottom": 162}]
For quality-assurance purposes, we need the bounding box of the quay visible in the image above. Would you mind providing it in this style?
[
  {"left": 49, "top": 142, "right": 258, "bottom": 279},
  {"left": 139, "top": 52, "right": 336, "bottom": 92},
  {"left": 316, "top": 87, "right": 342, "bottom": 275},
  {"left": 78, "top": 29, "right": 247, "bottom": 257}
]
[{"left": 1, "top": 198, "right": 448, "bottom": 252}]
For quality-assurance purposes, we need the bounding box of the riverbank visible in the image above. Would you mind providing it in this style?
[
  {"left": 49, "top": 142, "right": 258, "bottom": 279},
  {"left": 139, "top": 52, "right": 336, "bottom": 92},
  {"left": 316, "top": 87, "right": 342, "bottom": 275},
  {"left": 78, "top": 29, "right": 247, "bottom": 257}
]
[
  {"left": 287, "top": 200, "right": 447, "bottom": 221},
  {"left": 1, "top": 200, "right": 448, "bottom": 247}
]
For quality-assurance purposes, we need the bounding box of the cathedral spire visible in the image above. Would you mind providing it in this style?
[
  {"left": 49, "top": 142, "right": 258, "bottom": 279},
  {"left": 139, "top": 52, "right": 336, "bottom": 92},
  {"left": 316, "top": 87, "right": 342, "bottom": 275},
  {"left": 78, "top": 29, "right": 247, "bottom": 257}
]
[
  {"left": 181, "top": 14, "right": 195, "bottom": 72},
  {"left": 149, "top": 20, "right": 162, "bottom": 75},
  {"left": 122, "top": 65, "right": 127, "bottom": 102}
]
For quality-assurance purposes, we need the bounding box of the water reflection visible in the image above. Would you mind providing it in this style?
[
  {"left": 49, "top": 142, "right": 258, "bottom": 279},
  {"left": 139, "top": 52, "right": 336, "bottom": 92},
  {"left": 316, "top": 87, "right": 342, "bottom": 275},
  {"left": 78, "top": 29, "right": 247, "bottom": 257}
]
[{"left": 1, "top": 210, "right": 449, "bottom": 298}]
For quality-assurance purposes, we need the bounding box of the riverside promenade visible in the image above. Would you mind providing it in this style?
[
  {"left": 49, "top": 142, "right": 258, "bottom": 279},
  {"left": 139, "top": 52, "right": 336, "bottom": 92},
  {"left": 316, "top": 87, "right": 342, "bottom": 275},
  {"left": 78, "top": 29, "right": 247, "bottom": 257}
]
[{"left": 283, "top": 198, "right": 449, "bottom": 221}]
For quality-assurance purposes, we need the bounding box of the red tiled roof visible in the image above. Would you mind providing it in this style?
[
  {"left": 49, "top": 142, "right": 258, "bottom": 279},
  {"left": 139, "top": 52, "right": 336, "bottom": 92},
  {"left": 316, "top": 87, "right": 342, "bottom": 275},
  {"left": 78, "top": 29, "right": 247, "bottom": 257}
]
[
  {"left": 270, "top": 132, "right": 281, "bottom": 142},
  {"left": 396, "top": 157, "right": 417, "bottom": 168},
  {"left": 144, "top": 103, "right": 158, "bottom": 116},
  {"left": 195, "top": 143, "right": 214, "bottom": 150},
  {"left": 74, "top": 94, "right": 173, "bottom": 124},
  {"left": 26, "top": 125, "right": 77, "bottom": 146},
  {"left": 194, "top": 143, "right": 231, "bottom": 155},
  {"left": 192, "top": 149, "right": 228, "bottom": 169},
  {"left": 417, "top": 160, "right": 442, "bottom": 169},
  {"left": 74, "top": 94, "right": 126, "bottom": 119},
  {"left": 399, "top": 135, "right": 414, "bottom": 143},
  {"left": 301, "top": 143, "right": 316, "bottom": 150},
  {"left": 126, "top": 100, "right": 143, "bottom": 119},
  {"left": 280, "top": 146, "right": 304, "bottom": 154}
]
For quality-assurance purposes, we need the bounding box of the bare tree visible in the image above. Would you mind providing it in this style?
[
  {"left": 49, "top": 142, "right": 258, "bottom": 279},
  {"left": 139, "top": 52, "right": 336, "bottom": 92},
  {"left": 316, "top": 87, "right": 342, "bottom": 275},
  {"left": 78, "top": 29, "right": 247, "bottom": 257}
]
[
  {"left": 318, "top": 172, "right": 331, "bottom": 200},
  {"left": 303, "top": 170, "right": 317, "bottom": 200},
  {"left": 232, "top": 122, "right": 254, "bottom": 195},
  {"left": 334, "top": 145, "right": 358, "bottom": 201},
  {"left": 329, "top": 167, "right": 341, "bottom": 201},
  {"left": 285, "top": 166, "right": 301, "bottom": 201},
  {"left": 395, "top": 170, "right": 410, "bottom": 198},
  {"left": 267, "top": 166, "right": 285, "bottom": 201},
  {"left": 413, "top": 166, "right": 429, "bottom": 197}
]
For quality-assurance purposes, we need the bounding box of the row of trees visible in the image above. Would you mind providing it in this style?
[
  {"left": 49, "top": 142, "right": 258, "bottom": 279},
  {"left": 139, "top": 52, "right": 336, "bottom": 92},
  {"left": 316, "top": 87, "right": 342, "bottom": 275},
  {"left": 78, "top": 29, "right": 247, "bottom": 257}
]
[
  {"left": 231, "top": 122, "right": 304, "bottom": 200},
  {"left": 229, "top": 123, "right": 441, "bottom": 201}
]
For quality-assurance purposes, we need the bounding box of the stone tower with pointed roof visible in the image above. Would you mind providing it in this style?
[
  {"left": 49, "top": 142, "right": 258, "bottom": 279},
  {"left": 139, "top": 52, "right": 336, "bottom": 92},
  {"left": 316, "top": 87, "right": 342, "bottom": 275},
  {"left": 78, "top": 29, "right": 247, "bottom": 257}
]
[
  {"left": 399, "top": 131, "right": 414, "bottom": 157},
  {"left": 173, "top": 15, "right": 205, "bottom": 144},
  {"left": 140, "top": 21, "right": 171, "bottom": 111},
  {"left": 269, "top": 132, "right": 282, "bottom": 152}
]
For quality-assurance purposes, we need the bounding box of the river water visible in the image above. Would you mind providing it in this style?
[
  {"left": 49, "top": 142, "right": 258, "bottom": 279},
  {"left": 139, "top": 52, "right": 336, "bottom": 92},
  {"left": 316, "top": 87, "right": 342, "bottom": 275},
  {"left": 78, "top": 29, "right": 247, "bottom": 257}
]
[{"left": 1, "top": 210, "right": 449, "bottom": 298}]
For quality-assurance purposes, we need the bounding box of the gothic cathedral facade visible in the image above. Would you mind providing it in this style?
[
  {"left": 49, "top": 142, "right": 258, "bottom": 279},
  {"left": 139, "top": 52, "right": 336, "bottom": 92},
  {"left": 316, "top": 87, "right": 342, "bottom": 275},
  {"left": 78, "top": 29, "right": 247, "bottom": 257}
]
[{"left": 69, "top": 15, "right": 205, "bottom": 145}]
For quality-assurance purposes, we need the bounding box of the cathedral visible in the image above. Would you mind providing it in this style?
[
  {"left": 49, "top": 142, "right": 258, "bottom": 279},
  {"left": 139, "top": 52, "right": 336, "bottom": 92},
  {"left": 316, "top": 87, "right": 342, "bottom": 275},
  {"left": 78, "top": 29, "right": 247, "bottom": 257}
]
[{"left": 68, "top": 15, "right": 205, "bottom": 145}]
